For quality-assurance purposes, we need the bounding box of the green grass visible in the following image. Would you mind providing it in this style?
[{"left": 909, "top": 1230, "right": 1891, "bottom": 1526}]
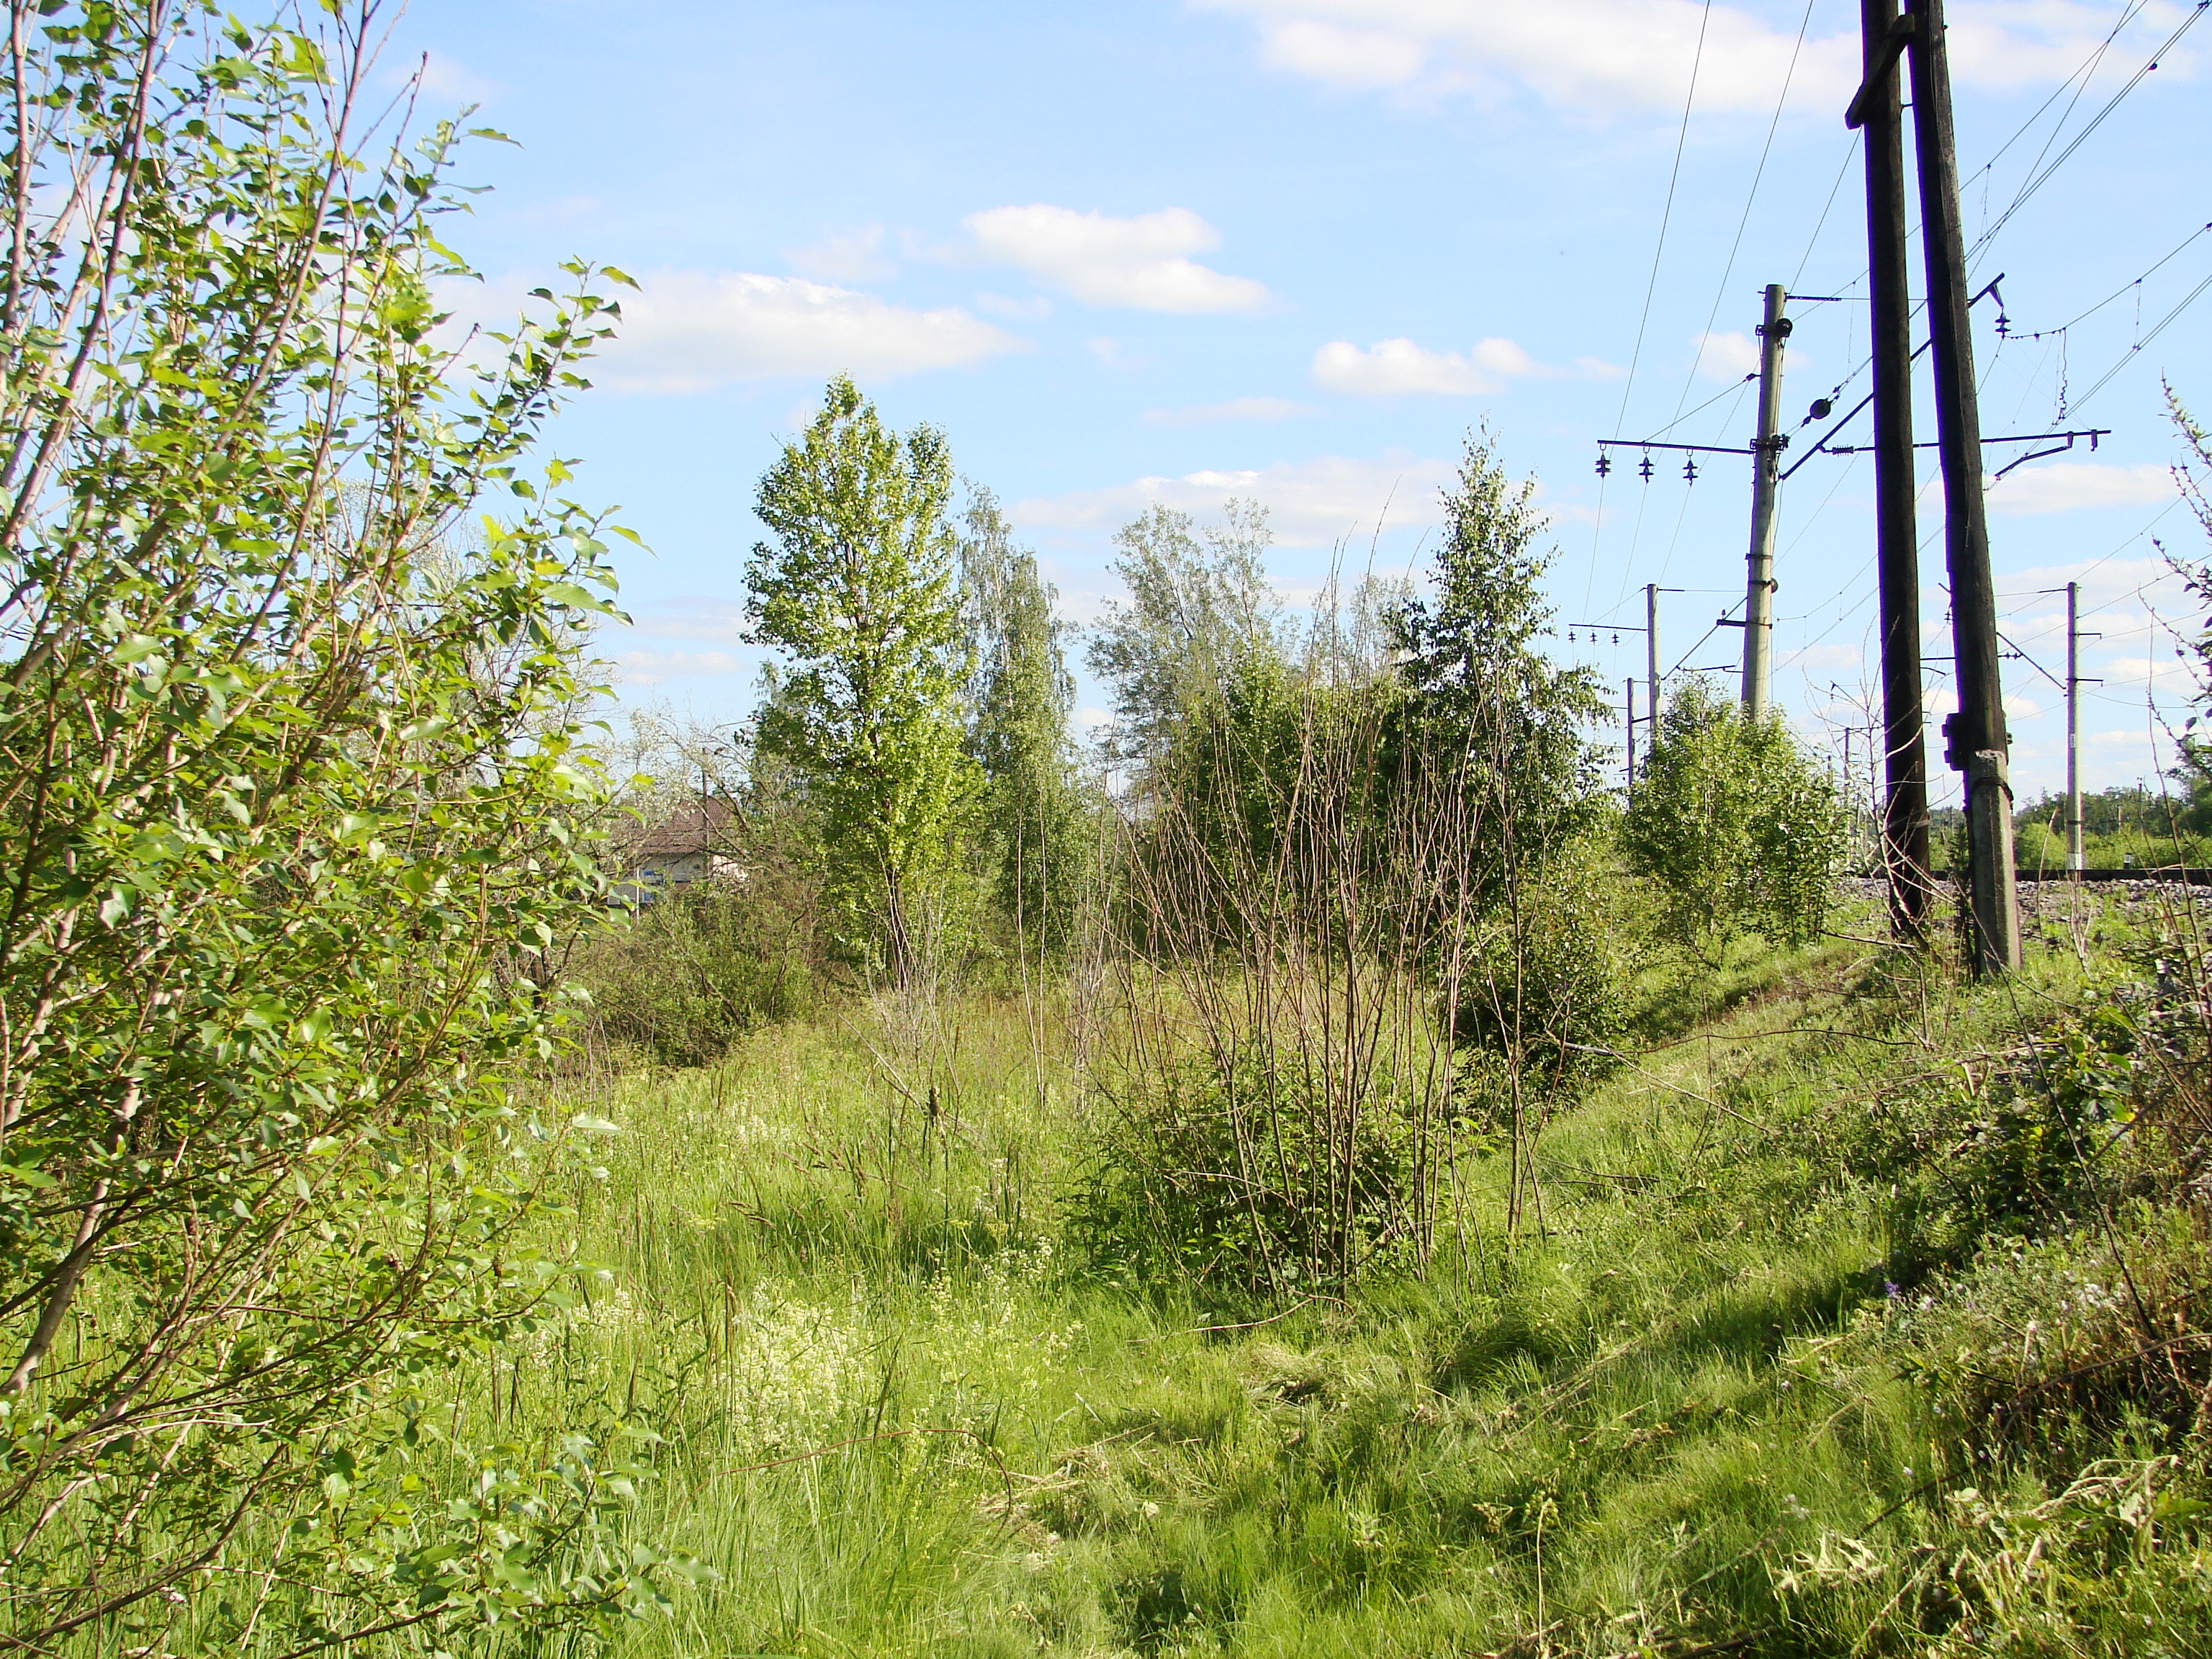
[{"left": 505, "top": 899, "right": 2212, "bottom": 1658}]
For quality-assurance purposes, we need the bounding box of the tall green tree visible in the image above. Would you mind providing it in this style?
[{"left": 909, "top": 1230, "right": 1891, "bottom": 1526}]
[
  {"left": 747, "top": 375, "right": 975, "bottom": 983},
  {"left": 1389, "top": 431, "right": 1609, "bottom": 906},
  {"left": 0, "top": 7, "right": 688, "bottom": 1652},
  {"left": 1388, "top": 433, "right": 1614, "bottom": 1236},
  {"left": 1086, "top": 498, "right": 1284, "bottom": 768},
  {"left": 960, "top": 489, "right": 1088, "bottom": 957},
  {"left": 1621, "top": 678, "right": 1848, "bottom": 958}
]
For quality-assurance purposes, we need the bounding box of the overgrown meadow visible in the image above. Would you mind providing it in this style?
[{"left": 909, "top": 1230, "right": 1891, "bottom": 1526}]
[
  {"left": 530, "top": 884, "right": 2212, "bottom": 1658},
  {"left": 6, "top": 7, "right": 2212, "bottom": 1658}
]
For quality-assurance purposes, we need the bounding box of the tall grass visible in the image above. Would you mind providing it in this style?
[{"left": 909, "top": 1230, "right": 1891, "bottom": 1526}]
[{"left": 477, "top": 885, "right": 2212, "bottom": 1658}]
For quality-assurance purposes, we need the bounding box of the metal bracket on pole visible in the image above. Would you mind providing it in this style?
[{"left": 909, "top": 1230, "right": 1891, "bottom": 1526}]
[{"left": 1968, "top": 749, "right": 2011, "bottom": 800}]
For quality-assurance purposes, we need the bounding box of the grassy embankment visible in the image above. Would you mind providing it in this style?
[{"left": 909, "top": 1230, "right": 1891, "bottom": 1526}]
[{"left": 514, "top": 887, "right": 2211, "bottom": 1657}]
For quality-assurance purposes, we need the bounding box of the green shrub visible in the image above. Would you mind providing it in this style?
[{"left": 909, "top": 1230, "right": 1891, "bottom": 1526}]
[
  {"left": 1804, "top": 992, "right": 2152, "bottom": 1285},
  {"left": 1071, "top": 1037, "right": 1423, "bottom": 1298},
  {"left": 0, "top": 10, "right": 693, "bottom": 1648},
  {"left": 582, "top": 879, "right": 817, "bottom": 1066},
  {"left": 1621, "top": 679, "right": 1847, "bottom": 958},
  {"left": 1881, "top": 1206, "right": 2212, "bottom": 1451},
  {"left": 1449, "top": 843, "right": 1631, "bottom": 1103}
]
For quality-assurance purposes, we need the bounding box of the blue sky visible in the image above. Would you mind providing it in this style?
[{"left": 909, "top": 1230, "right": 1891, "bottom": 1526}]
[{"left": 395, "top": 0, "right": 2211, "bottom": 804}]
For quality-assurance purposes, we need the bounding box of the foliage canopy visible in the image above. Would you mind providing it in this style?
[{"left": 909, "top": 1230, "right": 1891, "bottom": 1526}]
[
  {"left": 747, "top": 374, "right": 976, "bottom": 984},
  {"left": 1620, "top": 678, "right": 1847, "bottom": 956},
  {"left": 0, "top": 6, "right": 691, "bottom": 1652}
]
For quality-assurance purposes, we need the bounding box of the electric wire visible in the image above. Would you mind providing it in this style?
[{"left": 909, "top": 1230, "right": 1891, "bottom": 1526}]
[
  {"left": 1792, "top": 132, "right": 1861, "bottom": 296},
  {"left": 2021, "top": 220, "right": 2212, "bottom": 338},
  {"left": 1643, "top": 372, "right": 1757, "bottom": 441},
  {"left": 1647, "top": 377, "right": 1758, "bottom": 595},
  {"left": 2069, "top": 266, "right": 2212, "bottom": 410},
  {"left": 1609, "top": 0, "right": 1716, "bottom": 446},
  {"left": 1669, "top": 0, "right": 1816, "bottom": 421},
  {"left": 1593, "top": 1, "right": 2200, "bottom": 707},
  {"left": 1589, "top": 0, "right": 1717, "bottom": 616},
  {"left": 1967, "top": 1, "right": 2210, "bottom": 266},
  {"left": 1776, "top": 1, "right": 2193, "bottom": 464},
  {"left": 1966, "top": 0, "right": 2154, "bottom": 258}
]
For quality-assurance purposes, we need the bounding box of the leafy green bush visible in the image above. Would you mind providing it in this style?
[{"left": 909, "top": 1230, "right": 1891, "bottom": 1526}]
[
  {"left": 1449, "top": 843, "right": 1631, "bottom": 1103},
  {"left": 1881, "top": 1207, "right": 2212, "bottom": 1451},
  {"left": 1804, "top": 993, "right": 2152, "bottom": 1285},
  {"left": 1621, "top": 678, "right": 1847, "bottom": 958},
  {"left": 1071, "top": 1038, "right": 1423, "bottom": 1298},
  {"left": 583, "top": 878, "right": 817, "bottom": 1066},
  {"left": 0, "top": 9, "right": 695, "bottom": 1650}
]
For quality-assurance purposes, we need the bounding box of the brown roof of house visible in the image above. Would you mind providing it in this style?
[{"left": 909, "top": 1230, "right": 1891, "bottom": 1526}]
[{"left": 620, "top": 794, "right": 737, "bottom": 859}]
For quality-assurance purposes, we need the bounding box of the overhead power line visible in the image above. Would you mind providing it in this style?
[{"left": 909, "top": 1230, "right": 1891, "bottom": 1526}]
[
  {"left": 1779, "top": 2, "right": 2198, "bottom": 450},
  {"left": 1967, "top": 1, "right": 2211, "bottom": 265},
  {"left": 2019, "top": 221, "right": 2212, "bottom": 339},
  {"left": 1668, "top": 0, "right": 1817, "bottom": 422},
  {"left": 1611, "top": 0, "right": 1715, "bottom": 441},
  {"left": 2069, "top": 265, "right": 2212, "bottom": 410},
  {"left": 1969, "top": 0, "right": 2154, "bottom": 184},
  {"left": 1588, "top": 0, "right": 1715, "bottom": 612}
]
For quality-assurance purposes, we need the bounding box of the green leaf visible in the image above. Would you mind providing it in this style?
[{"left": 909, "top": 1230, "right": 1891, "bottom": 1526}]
[
  {"left": 110, "top": 634, "right": 164, "bottom": 664},
  {"left": 541, "top": 582, "right": 609, "bottom": 612}
]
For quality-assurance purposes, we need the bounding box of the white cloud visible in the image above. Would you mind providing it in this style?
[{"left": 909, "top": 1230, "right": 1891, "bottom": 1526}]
[
  {"left": 786, "top": 225, "right": 896, "bottom": 283},
  {"left": 2088, "top": 727, "right": 2162, "bottom": 750},
  {"left": 975, "top": 291, "right": 1056, "bottom": 320},
  {"left": 1946, "top": 0, "right": 2200, "bottom": 89},
  {"left": 1145, "top": 395, "right": 1318, "bottom": 426},
  {"left": 1311, "top": 335, "right": 1552, "bottom": 396},
  {"left": 516, "top": 270, "right": 1028, "bottom": 393},
  {"left": 1985, "top": 462, "right": 2179, "bottom": 516},
  {"left": 1197, "top": 0, "right": 1859, "bottom": 113},
  {"left": 2100, "top": 655, "right": 2200, "bottom": 693},
  {"left": 1088, "top": 336, "right": 1144, "bottom": 369},
  {"left": 1010, "top": 449, "right": 1455, "bottom": 547},
  {"left": 958, "top": 204, "right": 1272, "bottom": 313},
  {"left": 1260, "top": 19, "right": 1430, "bottom": 88},
  {"left": 1195, "top": 0, "right": 2184, "bottom": 115},
  {"left": 405, "top": 50, "right": 503, "bottom": 106},
  {"left": 1693, "top": 330, "right": 1761, "bottom": 382},
  {"left": 613, "top": 649, "right": 745, "bottom": 687},
  {"left": 616, "top": 596, "right": 749, "bottom": 645}
]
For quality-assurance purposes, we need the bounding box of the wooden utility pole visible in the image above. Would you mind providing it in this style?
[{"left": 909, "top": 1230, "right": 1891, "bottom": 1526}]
[
  {"left": 1741, "top": 284, "right": 1789, "bottom": 717},
  {"left": 1645, "top": 583, "right": 1663, "bottom": 734},
  {"left": 2067, "top": 580, "right": 2084, "bottom": 874},
  {"left": 1851, "top": 0, "right": 1933, "bottom": 940},
  {"left": 1905, "top": 0, "right": 2020, "bottom": 973}
]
